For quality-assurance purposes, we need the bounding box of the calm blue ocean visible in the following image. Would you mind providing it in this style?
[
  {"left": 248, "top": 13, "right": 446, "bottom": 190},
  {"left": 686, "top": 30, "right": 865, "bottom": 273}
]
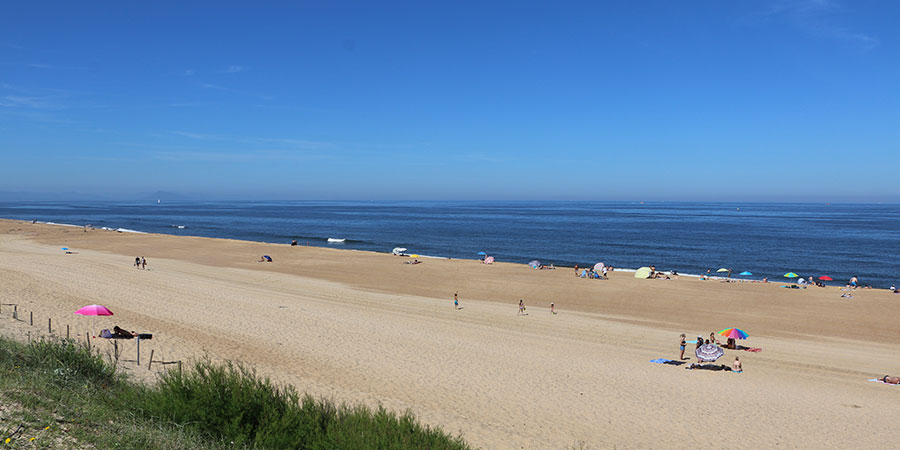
[{"left": 1, "top": 201, "right": 898, "bottom": 288}]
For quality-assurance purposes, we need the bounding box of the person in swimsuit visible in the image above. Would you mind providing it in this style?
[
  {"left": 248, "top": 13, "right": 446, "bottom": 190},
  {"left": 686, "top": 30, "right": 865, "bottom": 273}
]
[
  {"left": 679, "top": 333, "right": 687, "bottom": 360},
  {"left": 454, "top": 292, "right": 459, "bottom": 310},
  {"left": 733, "top": 357, "right": 742, "bottom": 373},
  {"left": 550, "top": 302, "right": 557, "bottom": 314},
  {"left": 709, "top": 332, "right": 718, "bottom": 346},
  {"left": 518, "top": 299, "right": 526, "bottom": 315},
  {"left": 880, "top": 375, "right": 900, "bottom": 384},
  {"left": 134, "top": 257, "right": 140, "bottom": 269}
]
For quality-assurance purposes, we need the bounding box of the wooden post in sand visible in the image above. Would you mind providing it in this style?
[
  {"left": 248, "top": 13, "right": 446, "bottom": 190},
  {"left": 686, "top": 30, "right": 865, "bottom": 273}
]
[
  {"left": 136, "top": 336, "right": 141, "bottom": 366},
  {"left": 148, "top": 350, "right": 154, "bottom": 370},
  {"left": 13, "top": 305, "right": 18, "bottom": 320},
  {"left": 85, "top": 333, "right": 91, "bottom": 351},
  {"left": 48, "top": 318, "right": 52, "bottom": 334},
  {"left": 29, "top": 311, "right": 33, "bottom": 326},
  {"left": 66, "top": 324, "right": 70, "bottom": 339}
]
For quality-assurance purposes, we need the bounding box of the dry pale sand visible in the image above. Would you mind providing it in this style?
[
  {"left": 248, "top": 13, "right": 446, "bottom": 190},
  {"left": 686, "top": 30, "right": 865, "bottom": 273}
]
[{"left": 1, "top": 219, "right": 899, "bottom": 449}]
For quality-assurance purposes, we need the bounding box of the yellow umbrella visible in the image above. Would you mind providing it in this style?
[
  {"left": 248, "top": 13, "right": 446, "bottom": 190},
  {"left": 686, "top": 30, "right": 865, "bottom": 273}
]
[
  {"left": 716, "top": 268, "right": 729, "bottom": 273},
  {"left": 409, "top": 254, "right": 420, "bottom": 258},
  {"left": 634, "top": 267, "right": 652, "bottom": 278}
]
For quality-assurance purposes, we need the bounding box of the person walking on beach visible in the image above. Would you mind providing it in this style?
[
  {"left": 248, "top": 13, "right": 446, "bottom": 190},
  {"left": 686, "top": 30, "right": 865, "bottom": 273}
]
[
  {"left": 141, "top": 257, "right": 147, "bottom": 270},
  {"left": 574, "top": 264, "right": 579, "bottom": 276},
  {"left": 134, "top": 257, "right": 140, "bottom": 269},
  {"left": 679, "top": 333, "right": 687, "bottom": 360},
  {"left": 518, "top": 299, "right": 527, "bottom": 316},
  {"left": 550, "top": 302, "right": 557, "bottom": 314},
  {"left": 454, "top": 292, "right": 460, "bottom": 310}
]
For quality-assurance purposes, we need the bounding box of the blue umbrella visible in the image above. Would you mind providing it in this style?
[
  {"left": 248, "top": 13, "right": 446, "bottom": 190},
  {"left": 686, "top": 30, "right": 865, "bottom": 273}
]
[
  {"left": 477, "top": 251, "right": 487, "bottom": 256},
  {"left": 61, "top": 247, "right": 68, "bottom": 251},
  {"left": 739, "top": 271, "right": 752, "bottom": 276}
]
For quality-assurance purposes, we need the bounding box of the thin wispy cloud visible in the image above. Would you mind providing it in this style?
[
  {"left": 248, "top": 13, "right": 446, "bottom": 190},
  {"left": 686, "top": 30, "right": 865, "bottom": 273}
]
[
  {"left": 172, "top": 131, "right": 226, "bottom": 140},
  {"left": 223, "top": 65, "right": 243, "bottom": 73},
  {"left": 152, "top": 149, "right": 331, "bottom": 162},
  {"left": 253, "top": 137, "right": 331, "bottom": 149},
  {"left": 171, "top": 131, "right": 331, "bottom": 149},
  {"left": 757, "top": 0, "right": 879, "bottom": 49},
  {"left": 26, "top": 62, "right": 89, "bottom": 70},
  {"left": 184, "top": 69, "right": 195, "bottom": 76},
  {"left": 167, "top": 101, "right": 212, "bottom": 107},
  {"left": 200, "top": 82, "right": 271, "bottom": 100},
  {"left": 1, "top": 42, "right": 24, "bottom": 49},
  {"left": 0, "top": 95, "right": 57, "bottom": 108}
]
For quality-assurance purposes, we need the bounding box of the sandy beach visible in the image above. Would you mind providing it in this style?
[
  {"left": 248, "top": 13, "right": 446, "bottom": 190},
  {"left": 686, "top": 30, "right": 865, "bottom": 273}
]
[{"left": 1, "top": 218, "right": 898, "bottom": 449}]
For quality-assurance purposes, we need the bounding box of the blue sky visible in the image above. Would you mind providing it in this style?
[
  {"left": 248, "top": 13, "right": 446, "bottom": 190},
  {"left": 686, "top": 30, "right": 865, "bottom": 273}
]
[{"left": 1, "top": 1, "right": 898, "bottom": 201}]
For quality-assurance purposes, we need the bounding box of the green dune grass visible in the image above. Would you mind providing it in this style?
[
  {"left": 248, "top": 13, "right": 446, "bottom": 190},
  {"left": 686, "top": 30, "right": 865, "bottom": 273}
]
[{"left": 0, "top": 336, "right": 470, "bottom": 449}]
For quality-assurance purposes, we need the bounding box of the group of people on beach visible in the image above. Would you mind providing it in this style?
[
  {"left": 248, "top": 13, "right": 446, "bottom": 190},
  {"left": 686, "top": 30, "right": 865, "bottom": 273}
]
[
  {"left": 680, "top": 332, "right": 743, "bottom": 372},
  {"left": 133, "top": 256, "right": 147, "bottom": 269}
]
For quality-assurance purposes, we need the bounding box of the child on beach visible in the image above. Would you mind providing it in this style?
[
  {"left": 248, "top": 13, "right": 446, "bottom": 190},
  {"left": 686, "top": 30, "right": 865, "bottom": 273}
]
[
  {"left": 679, "top": 333, "right": 686, "bottom": 360},
  {"left": 518, "top": 299, "right": 526, "bottom": 315},
  {"left": 550, "top": 302, "right": 557, "bottom": 314},
  {"left": 141, "top": 257, "right": 146, "bottom": 269},
  {"left": 733, "top": 357, "right": 742, "bottom": 373},
  {"left": 454, "top": 292, "right": 459, "bottom": 309}
]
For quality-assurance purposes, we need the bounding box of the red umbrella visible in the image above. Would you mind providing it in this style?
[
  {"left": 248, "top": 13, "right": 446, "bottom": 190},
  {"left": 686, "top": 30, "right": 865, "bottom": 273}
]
[{"left": 818, "top": 276, "right": 833, "bottom": 281}]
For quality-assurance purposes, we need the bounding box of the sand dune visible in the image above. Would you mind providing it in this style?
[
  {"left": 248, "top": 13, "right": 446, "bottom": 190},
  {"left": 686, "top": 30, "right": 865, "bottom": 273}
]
[{"left": 1, "top": 219, "right": 898, "bottom": 449}]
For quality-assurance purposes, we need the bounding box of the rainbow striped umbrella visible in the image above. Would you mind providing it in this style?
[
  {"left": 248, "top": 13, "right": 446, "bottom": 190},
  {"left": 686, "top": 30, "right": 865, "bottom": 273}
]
[
  {"left": 784, "top": 272, "right": 799, "bottom": 278},
  {"left": 718, "top": 327, "right": 749, "bottom": 340}
]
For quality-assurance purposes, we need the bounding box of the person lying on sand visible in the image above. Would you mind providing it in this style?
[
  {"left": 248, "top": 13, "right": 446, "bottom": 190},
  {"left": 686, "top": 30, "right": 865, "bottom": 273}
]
[
  {"left": 733, "top": 357, "right": 742, "bottom": 373},
  {"left": 113, "top": 326, "right": 136, "bottom": 339},
  {"left": 686, "top": 363, "right": 732, "bottom": 371},
  {"left": 880, "top": 376, "right": 900, "bottom": 384}
]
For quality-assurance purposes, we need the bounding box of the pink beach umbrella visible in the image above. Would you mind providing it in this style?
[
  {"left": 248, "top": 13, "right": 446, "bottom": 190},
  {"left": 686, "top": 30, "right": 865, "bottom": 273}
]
[
  {"left": 75, "top": 304, "right": 114, "bottom": 316},
  {"left": 75, "top": 304, "right": 113, "bottom": 337}
]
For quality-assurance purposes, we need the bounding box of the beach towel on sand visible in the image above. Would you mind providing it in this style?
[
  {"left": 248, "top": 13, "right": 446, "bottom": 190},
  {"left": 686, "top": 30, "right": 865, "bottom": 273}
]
[
  {"left": 650, "top": 358, "right": 686, "bottom": 366},
  {"left": 742, "top": 347, "right": 763, "bottom": 352},
  {"left": 869, "top": 379, "right": 899, "bottom": 385}
]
